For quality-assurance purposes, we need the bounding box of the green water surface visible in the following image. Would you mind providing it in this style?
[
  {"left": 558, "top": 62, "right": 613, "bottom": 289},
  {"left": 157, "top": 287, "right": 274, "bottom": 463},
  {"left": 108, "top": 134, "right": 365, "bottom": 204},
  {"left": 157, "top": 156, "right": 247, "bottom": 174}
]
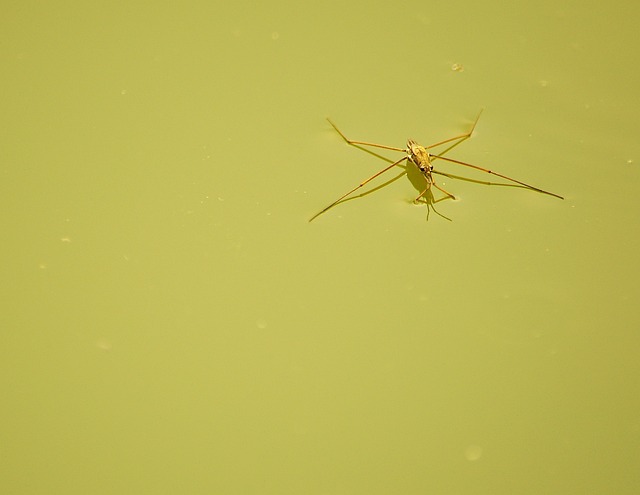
[{"left": 2, "top": 1, "right": 639, "bottom": 494}]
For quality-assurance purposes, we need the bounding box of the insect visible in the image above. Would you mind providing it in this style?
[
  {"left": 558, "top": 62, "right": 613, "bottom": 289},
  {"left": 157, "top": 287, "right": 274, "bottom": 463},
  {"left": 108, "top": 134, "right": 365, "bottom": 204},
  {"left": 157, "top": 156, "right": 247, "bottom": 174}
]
[{"left": 309, "top": 111, "right": 564, "bottom": 222}]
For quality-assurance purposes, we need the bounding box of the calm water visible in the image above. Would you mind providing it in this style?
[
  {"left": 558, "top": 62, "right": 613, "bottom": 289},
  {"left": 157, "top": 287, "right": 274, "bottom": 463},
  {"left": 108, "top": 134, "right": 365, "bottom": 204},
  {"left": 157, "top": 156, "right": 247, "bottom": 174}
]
[{"left": 2, "top": 1, "right": 639, "bottom": 493}]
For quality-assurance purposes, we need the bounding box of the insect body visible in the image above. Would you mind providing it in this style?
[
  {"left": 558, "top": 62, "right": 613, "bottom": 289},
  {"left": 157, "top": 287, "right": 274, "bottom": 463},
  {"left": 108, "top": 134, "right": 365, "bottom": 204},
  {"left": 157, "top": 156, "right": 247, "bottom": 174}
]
[{"left": 406, "top": 139, "right": 455, "bottom": 202}]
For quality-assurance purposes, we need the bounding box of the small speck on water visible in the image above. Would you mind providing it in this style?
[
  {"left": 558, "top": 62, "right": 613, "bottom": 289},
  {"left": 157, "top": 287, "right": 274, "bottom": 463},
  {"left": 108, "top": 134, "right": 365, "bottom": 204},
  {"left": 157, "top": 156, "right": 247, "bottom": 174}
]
[
  {"left": 96, "top": 339, "right": 112, "bottom": 351},
  {"left": 464, "top": 445, "right": 483, "bottom": 461}
]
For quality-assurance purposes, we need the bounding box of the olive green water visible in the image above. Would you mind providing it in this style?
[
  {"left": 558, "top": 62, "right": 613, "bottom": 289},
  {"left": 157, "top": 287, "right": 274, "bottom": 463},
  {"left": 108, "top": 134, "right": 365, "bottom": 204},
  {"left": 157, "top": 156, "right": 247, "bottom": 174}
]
[{"left": 2, "top": 1, "right": 639, "bottom": 493}]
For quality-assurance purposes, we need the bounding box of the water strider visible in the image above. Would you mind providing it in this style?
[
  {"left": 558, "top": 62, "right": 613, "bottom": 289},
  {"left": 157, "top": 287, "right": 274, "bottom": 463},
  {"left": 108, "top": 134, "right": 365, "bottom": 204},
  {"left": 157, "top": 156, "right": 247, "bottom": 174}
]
[{"left": 309, "top": 111, "right": 563, "bottom": 222}]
